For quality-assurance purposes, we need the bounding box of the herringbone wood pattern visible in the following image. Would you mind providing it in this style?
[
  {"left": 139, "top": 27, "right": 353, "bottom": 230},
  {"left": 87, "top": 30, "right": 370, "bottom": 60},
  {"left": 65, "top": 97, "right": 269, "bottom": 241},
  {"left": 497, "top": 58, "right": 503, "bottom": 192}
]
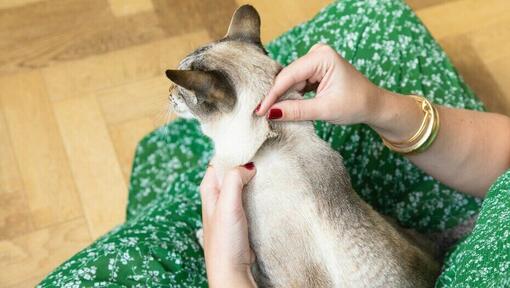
[{"left": 0, "top": 0, "right": 509, "bottom": 286}]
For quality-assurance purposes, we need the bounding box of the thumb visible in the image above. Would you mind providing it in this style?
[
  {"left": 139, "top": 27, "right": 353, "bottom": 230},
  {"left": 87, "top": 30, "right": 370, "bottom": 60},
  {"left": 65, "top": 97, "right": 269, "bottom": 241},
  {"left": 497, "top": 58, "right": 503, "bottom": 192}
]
[
  {"left": 219, "top": 164, "right": 256, "bottom": 211},
  {"left": 268, "top": 98, "right": 323, "bottom": 121}
]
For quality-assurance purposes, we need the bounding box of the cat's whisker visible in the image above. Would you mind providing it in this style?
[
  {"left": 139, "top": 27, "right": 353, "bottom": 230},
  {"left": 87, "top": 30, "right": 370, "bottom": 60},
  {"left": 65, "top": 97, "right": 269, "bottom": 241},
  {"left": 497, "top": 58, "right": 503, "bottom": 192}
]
[{"left": 152, "top": 100, "right": 177, "bottom": 143}]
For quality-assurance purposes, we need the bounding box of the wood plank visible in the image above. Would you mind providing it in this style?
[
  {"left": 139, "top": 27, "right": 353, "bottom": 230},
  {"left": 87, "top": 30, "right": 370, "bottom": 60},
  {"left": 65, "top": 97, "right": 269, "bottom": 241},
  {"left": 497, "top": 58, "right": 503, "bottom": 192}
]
[
  {"left": 0, "top": 188, "right": 33, "bottom": 240},
  {"left": 0, "top": 104, "right": 23, "bottom": 193},
  {"left": 0, "top": 217, "right": 90, "bottom": 287},
  {"left": 436, "top": 15, "right": 510, "bottom": 115},
  {"left": 96, "top": 76, "right": 170, "bottom": 124},
  {"left": 439, "top": 35, "right": 508, "bottom": 115},
  {"left": 109, "top": 117, "right": 160, "bottom": 183},
  {"left": 0, "top": 107, "right": 32, "bottom": 240},
  {"left": 405, "top": 0, "right": 461, "bottom": 11},
  {"left": 52, "top": 95, "right": 127, "bottom": 239},
  {"left": 108, "top": 0, "right": 154, "bottom": 17},
  {"left": 6, "top": 276, "right": 41, "bottom": 288},
  {"left": 42, "top": 30, "right": 210, "bottom": 102},
  {"left": 416, "top": 0, "right": 510, "bottom": 39},
  {"left": 0, "top": 0, "right": 167, "bottom": 75},
  {"left": 237, "top": 0, "right": 331, "bottom": 43},
  {"left": 467, "top": 18, "right": 510, "bottom": 63},
  {"left": 0, "top": 0, "right": 108, "bottom": 74},
  {"left": 0, "top": 71, "right": 82, "bottom": 229},
  {"left": 153, "top": 0, "right": 238, "bottom": 39},
  {"left": 0, "top": 0, "right": 43, "bottom": 9},
  {"left": 486, "top": 56, "right": 510, "bottom": 116}
]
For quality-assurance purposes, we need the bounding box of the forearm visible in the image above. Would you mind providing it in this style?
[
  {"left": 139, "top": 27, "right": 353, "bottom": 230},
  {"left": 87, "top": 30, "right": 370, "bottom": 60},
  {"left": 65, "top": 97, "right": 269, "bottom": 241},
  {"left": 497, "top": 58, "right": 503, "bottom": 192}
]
[{"left": 367, "top": 90, "right": 510, "bottom": 198}]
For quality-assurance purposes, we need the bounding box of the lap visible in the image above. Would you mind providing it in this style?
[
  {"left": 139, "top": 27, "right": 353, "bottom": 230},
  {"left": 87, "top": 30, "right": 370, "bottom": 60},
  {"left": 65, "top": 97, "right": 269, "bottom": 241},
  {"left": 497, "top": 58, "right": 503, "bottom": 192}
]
[
  {"left": 39, "top": 164, "right": 208, "bottom": 287},
  {"left": 39, "top": 0, "right": 488, "bottom": 286}
]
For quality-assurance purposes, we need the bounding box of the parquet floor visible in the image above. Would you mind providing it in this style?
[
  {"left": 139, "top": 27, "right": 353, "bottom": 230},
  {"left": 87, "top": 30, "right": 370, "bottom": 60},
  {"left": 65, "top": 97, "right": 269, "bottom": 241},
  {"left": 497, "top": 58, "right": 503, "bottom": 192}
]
[{"left": 0, "top": 0, "right": 509, "bottom": 286}]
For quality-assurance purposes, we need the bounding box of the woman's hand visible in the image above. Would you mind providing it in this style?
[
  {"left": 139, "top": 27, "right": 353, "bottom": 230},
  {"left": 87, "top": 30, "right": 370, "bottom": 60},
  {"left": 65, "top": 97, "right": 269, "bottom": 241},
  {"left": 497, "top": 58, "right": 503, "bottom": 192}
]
[
  {"left": 256, "top": 43, "right": 510, "bottom": 197},
  {"left": 200, "top": 164, "right": 257, "bottom": 288},
  {"left": 256, "top": 43, "right": 382, "bottom": 125}
]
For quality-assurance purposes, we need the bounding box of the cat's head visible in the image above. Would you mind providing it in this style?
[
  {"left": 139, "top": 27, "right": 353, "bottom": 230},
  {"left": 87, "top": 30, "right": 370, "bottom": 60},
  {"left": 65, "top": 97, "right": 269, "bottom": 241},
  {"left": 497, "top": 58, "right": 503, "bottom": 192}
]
[
  {"left": 165, "top": 5, "right": 282, "bottom": 167},
  {"left": 166, "top": 5, "right": 280, "bottom": 123}
]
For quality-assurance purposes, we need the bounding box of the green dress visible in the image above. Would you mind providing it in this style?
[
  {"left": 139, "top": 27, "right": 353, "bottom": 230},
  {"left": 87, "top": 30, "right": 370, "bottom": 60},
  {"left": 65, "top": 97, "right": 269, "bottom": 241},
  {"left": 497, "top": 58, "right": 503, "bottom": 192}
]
[
  {"left": 38, "top": 0, "right": 510, "bottom": 287},
  {"left": 438, "top": 170, "right": 510, "bottom": 287}
]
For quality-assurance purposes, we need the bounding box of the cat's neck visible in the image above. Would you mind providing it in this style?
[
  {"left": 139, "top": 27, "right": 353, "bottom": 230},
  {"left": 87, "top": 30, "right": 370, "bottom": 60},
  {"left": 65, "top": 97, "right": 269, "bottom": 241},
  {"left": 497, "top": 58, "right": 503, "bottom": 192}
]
[
  {"left": 203, "top": 105, "right": 271, "bottom": 170},
  {"left": 203, "top": 90, "right": 312, "bottom": 172}
]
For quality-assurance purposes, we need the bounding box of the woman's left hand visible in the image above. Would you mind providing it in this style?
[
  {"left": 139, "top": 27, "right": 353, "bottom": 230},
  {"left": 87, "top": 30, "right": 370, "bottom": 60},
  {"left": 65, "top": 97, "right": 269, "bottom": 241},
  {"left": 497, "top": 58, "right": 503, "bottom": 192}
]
[{"left": 200, "top": 164, "right": 257, "bottom": 288}]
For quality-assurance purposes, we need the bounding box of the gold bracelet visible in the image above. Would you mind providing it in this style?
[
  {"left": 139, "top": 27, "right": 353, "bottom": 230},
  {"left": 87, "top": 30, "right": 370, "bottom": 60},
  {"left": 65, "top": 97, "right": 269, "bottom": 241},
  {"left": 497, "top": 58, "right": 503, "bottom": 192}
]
[
  {"left": 387, "top": 96, "right": 431, "bottom": 146},
  {"left": 381, "top": 96, "right": 440, "bottom": 154},
  {"left": 414, "top": 104, "right": 440, "bottom": 154}
]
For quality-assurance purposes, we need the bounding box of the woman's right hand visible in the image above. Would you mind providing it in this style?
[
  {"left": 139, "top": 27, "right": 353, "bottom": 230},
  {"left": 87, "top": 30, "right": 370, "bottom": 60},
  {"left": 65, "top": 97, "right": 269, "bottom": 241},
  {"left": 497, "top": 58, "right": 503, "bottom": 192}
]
[
  {"left": 256, "top": 43, "right": 383, "bottom": 125},
  {"left": 259, "top": 44, "right": 510, "bottom": 198}
]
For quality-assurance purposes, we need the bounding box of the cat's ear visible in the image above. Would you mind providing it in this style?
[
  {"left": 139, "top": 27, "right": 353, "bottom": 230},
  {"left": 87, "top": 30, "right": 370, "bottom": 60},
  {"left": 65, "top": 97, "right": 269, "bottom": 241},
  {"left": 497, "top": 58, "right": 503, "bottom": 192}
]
[
  {"left": 165, "top": 69, "right": 235, "bottom": 107},
  {"left": 226, "top": 5, "right": 261, "bottom": 44}
]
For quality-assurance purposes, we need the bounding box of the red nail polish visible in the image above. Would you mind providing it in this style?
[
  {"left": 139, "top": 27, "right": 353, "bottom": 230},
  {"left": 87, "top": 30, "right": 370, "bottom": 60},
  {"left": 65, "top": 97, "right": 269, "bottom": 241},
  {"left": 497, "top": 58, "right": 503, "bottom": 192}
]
[
  {"left": 243, "top": 162, "right": 255, "bottom": 170},
  {"left": 254, "top": 103, "right": 261, "bottom": 113},
  {"left": 267, "top": 108, "right": 282, "bottom": 120}
]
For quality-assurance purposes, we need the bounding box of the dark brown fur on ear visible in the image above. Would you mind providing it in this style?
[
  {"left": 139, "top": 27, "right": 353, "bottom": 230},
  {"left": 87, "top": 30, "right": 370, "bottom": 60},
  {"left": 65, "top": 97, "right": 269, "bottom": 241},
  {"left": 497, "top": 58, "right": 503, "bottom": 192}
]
[
  {"left": 165, "top": 69, "right": 235, "bottom": 110},
  {"left": 226, "top": 5, "right": 261, "bottom": 44}
]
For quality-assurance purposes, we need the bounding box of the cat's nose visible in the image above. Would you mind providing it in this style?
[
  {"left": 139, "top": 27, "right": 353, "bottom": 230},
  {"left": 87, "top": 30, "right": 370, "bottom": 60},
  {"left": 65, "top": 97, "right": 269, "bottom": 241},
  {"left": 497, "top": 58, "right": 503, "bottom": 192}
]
[
  {"left": 169, "top": 83, "right": 176, "bottom": 93},
  {"left": 168, "top": 84, "right": 177, "bottom": 101}
]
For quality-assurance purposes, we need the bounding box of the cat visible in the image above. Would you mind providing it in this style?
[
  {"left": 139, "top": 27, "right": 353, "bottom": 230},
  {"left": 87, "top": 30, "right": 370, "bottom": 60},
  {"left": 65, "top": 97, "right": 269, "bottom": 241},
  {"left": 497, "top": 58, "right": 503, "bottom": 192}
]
[{"left": 166, "top": 5, "right": 440, "bottom": 287}]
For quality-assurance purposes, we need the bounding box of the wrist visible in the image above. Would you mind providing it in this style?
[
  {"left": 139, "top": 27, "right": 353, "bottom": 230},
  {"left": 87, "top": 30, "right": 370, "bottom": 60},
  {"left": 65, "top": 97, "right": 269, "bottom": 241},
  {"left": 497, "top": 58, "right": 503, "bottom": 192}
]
[
  {"left": 347, "top": 82, "right": 386, "bottom": 125},
  {"left": 361, "top": 85, "right": 386, "bottom": 125},
  {"left": 365, "top": 89, "right": 424, "bottom": 143}
]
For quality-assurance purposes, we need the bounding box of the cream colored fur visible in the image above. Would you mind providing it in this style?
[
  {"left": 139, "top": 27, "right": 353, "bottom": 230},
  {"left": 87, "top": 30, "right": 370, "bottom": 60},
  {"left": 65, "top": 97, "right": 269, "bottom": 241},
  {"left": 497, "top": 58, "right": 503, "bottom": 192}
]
[{"left": 168, "top": 6, "right": 440, "bottom": 287}]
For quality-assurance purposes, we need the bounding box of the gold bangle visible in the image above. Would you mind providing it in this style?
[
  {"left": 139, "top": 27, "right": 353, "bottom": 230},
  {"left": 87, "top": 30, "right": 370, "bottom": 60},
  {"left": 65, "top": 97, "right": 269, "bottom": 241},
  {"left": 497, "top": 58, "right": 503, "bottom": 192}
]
[
  {"left": 414, "top": 104, "right": 440, "bottom": 154},
  {"left": 381, "top": 96, "right": 440, "bottom": 154},
  {"left": 387, "top": 96, "right": 431, "bottom": 146}
]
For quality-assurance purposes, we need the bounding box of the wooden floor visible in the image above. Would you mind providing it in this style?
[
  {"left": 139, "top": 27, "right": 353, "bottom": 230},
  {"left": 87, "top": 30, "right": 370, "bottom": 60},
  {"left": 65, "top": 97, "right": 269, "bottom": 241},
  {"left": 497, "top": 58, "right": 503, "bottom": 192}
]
[{"left": 0, "top": 0, "right": 509, "bottom": 286}]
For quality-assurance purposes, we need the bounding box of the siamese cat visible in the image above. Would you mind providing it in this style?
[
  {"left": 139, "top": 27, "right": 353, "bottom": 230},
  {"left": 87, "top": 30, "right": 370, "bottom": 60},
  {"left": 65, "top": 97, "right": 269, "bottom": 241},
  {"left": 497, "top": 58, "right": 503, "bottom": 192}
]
[{"left": 166, "top": 5, "right": 441, "bottom": 287}]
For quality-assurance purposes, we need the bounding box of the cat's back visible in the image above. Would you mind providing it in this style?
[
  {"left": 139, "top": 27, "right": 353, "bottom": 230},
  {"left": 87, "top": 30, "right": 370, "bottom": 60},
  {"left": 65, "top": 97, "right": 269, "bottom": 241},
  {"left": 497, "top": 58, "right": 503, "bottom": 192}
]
[
  {"left": 244, "top": 124, "right": 348, "bottom": 287},
  {"left": 244, "top": 123, "right": 439, "bottom": 287}
]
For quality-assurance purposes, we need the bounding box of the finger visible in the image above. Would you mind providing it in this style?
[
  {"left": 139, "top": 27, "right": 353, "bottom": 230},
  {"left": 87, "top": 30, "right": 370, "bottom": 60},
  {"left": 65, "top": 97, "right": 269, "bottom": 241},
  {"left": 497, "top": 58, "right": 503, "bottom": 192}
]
[
  {"left": 256, "top": 52, "right": 323, "bottom": 116},
  {"left": 218, "top": 165, "right": 256, "bottom": 211},
  {"left": 200, "top": 166, "right": 220, "bottom": 219},
  {"left": 268, "top": 97, "right": 327, "bottom": 122},
  {"left": 309, "top": 42, "right": 328, "bottom": 53}
]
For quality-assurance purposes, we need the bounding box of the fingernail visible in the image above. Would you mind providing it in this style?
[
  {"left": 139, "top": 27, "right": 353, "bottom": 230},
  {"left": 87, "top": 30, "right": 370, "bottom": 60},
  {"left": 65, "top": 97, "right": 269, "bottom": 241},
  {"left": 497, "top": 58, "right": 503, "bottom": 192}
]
[
  {"left": 243, "top": 162, "right": 255, "bottom": 170},
  {"left": 254, "top": 103, "right": 261, "bottom": 113},
  {"left": 267, "top": 108, "right": 282, "bottom": 120}
]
